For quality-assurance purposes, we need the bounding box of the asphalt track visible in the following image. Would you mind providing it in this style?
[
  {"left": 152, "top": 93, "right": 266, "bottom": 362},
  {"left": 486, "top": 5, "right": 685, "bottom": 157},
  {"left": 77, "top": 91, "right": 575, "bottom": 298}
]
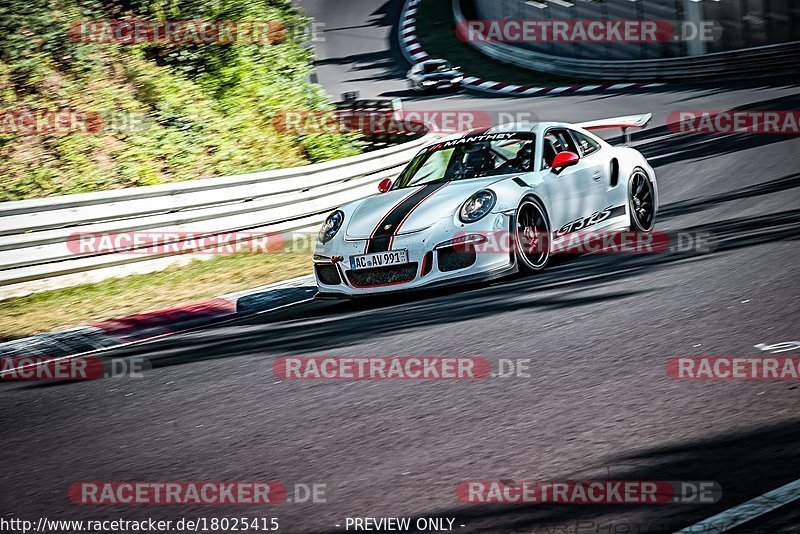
[{"left": 2, "top": 1, "right": 800, "bottom": 532}]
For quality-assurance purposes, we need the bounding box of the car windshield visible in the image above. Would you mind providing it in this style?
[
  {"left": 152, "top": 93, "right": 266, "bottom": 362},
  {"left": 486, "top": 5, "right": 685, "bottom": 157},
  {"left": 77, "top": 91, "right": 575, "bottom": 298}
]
[
  {"left": 393, "top": 132, "right": 536, "bottom": 189},
  {"left": 424, "top": 61, "right": 453, "bottom": 73}
]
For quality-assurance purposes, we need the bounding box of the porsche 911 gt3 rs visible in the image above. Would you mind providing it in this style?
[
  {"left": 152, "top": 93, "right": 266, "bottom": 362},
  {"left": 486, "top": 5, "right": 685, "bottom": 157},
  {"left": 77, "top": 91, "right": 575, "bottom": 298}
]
[{"left": 313, "top": 114, "right": 658, "bottom": 298}]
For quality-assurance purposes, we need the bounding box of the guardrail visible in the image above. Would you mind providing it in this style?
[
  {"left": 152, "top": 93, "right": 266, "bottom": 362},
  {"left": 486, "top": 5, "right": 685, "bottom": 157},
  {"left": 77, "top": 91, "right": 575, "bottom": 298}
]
[
  {"left": 454, "top": 0, "right": 800, "bottom": 81},
  {"left": 0, "top": 134, "right": 435, "bottom": 300}
]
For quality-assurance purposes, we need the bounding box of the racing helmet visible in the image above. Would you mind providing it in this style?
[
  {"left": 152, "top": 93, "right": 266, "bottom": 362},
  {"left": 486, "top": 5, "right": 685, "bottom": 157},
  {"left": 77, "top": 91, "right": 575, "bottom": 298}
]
[
  {"left": 462, "top": 143, "right": 493, "bottom": 176},
  {"left": 543, "top": 140, "right": 558, "bottom": 168},
  {"left": 516, "top": 143, "right": 534, "bottom": 169}
]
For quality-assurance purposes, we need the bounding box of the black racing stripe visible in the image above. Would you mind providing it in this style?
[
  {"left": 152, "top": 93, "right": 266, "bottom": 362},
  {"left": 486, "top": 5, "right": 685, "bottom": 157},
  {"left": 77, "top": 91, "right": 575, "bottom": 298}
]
[{"left": 366, "top": 182, "right": 448, "bottom": 254}]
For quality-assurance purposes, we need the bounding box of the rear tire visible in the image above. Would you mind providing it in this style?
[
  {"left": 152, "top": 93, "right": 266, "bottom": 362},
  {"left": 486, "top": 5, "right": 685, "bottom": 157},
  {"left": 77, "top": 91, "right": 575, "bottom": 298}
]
[
  {"left": 628, "top": 168, "right": 656, "bottom": 231},
  {"left": 515, "top": 198, "right": 551, "bottom": 273}
]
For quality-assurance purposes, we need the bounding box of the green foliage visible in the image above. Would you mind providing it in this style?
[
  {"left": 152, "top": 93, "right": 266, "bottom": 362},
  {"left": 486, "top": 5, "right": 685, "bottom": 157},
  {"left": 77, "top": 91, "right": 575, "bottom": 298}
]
[{"left": 0, "top": 0, "right": 363, "bottom": 201}]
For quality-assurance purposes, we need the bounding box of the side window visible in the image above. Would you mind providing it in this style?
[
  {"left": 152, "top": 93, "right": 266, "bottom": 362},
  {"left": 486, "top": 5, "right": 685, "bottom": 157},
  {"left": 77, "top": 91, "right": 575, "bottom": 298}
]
[
  {"left": 542, "top": 129, "right": 578, "bottom": 169},
  {"left": 572, "top": 130, "right": 601, "bottom": 157}
]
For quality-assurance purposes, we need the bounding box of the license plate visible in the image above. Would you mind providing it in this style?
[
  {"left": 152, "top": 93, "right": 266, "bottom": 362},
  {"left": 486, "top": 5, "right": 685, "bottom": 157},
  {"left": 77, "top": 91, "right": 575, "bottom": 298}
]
[{"left": 350, "top": 250, "right": 408, "bottom": 270}]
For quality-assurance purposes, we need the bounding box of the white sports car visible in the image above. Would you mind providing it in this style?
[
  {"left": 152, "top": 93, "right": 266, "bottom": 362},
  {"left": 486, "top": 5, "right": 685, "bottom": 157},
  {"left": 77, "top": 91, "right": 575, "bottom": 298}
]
[{"left": 313, "top": 115, "right": 657, "bottom": 298}]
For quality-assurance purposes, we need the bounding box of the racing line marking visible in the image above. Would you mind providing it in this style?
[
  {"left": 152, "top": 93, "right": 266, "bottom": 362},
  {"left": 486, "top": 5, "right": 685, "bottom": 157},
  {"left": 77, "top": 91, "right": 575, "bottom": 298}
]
[{"left": 674, "top": 478, "right": 800, "bottom": 533}]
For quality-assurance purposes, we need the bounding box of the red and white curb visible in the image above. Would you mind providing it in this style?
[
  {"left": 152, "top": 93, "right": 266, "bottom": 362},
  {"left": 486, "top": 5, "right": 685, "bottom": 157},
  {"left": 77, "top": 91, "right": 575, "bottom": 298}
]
[
  {"left": 399, "top": 0, "right": 666, "bottom": 96},
  {"left": 0, "top": 275, "right": 316, "bottom": 363}
]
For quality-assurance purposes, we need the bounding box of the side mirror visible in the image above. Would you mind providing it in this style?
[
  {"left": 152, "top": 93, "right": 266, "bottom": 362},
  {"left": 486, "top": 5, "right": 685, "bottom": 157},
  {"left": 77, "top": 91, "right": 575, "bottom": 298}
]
[
  {"left": 378, "top": 178, "right": 393, "bottom": 193},
  {"left": 551, "top": 151, "right": 580, "bottom": 173}
]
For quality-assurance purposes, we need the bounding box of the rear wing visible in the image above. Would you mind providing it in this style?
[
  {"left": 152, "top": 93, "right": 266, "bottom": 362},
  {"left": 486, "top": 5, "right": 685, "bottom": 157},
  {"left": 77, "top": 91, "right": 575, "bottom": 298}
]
[{"left": 578, "top": 113, "right": 652, "bottom": 145}]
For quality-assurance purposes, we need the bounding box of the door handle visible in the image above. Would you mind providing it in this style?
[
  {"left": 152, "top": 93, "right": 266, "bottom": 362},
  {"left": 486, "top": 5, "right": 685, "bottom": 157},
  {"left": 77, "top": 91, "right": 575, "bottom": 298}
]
[{"left": 592, "top": 172, "right": 602, "bottom": 180}]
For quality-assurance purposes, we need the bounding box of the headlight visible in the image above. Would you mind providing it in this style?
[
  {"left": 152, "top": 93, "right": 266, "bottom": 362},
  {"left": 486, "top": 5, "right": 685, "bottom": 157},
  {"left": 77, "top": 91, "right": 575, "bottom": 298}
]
[
  {"left": 459, "top": 190, "right": 496, "bottom": 223},
  {"left": 422, "top": 80, "right": 437, "bottom": 86},
  {"left": 318, "top": 210, "right": 344, "bottom": 244}
]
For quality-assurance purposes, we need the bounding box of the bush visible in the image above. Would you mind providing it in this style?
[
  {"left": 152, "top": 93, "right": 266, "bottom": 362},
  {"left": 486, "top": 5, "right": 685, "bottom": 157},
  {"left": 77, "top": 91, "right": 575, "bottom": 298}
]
[{"left": 0, "top": 0, "right": 363, "bottom": 201}]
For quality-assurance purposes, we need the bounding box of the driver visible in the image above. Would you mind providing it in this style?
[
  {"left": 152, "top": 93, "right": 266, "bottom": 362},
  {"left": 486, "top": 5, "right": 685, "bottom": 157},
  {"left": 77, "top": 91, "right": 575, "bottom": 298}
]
[
  {"left": 508, "top": 142, "right": 534, "bottom": 172},
  {"left": 456, "top": 143, "right": 494, "bottom": 179}
]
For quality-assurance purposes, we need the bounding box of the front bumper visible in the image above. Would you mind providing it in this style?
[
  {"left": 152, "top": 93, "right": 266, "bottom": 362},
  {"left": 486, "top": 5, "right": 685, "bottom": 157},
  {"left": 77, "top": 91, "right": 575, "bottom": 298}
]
[
  {"left": 314, "top": 214, "right": 515, "bottom": 297},
  {"left": 315, "top": 263, "right": 516, "bottom": 299}
]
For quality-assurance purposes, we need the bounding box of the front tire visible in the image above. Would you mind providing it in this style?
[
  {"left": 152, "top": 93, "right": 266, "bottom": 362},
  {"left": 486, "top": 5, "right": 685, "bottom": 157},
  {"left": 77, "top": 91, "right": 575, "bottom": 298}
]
[{"left": 515, "top": 198, "right": 551, "bottom": 273}]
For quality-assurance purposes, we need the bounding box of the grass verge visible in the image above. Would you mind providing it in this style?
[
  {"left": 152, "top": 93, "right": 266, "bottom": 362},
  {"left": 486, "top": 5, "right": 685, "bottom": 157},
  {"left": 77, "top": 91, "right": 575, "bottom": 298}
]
[
  {"left": 414, "top": 0, "right": 588, "bottom": 87},
  {"left": 0, "top": 252, "right": 313, "bottom": 340}
]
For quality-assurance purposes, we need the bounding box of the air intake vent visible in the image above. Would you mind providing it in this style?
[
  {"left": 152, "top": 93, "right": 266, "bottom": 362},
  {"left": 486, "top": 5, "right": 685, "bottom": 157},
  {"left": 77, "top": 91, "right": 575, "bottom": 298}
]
[
  {"left": 421, "top": 251, "right": 434, "bottom": 276},
  {"left": 347, "top": 263, "right": 418, "bottom": 287},
  {"left": 438, "top": 245, "right": 477, "bottom": 272},
  {"left": 610, "top": 158, "right": 620, "bottom": 187},
  {"left": 315, "top": 264, "right": 341, "bottom": 285}
]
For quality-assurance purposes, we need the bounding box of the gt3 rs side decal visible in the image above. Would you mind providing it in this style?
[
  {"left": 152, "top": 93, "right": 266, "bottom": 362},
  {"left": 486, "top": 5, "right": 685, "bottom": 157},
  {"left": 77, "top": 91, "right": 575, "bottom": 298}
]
[
  {"left": 556, "top": 205, "right": 627, "bottom": 236},
  {"left": 366, "top": 182, "right": 450, "bottom": 254}
]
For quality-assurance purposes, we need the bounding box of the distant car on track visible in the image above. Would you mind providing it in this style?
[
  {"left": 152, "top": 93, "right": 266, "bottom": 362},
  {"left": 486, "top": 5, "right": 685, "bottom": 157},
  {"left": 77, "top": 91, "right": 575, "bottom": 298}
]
[
  {"left": 407, "top": 59, "right": 464, "bottom": 92},
  {"left": 313, "top": 115, "right": 658, "bottom": 298}
]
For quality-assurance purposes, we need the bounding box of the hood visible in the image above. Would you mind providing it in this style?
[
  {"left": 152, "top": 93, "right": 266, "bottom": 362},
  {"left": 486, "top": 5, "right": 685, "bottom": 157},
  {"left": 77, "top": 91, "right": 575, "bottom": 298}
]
[{"left": 344, "top": 176, "right": 511, "bottom": 240}]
